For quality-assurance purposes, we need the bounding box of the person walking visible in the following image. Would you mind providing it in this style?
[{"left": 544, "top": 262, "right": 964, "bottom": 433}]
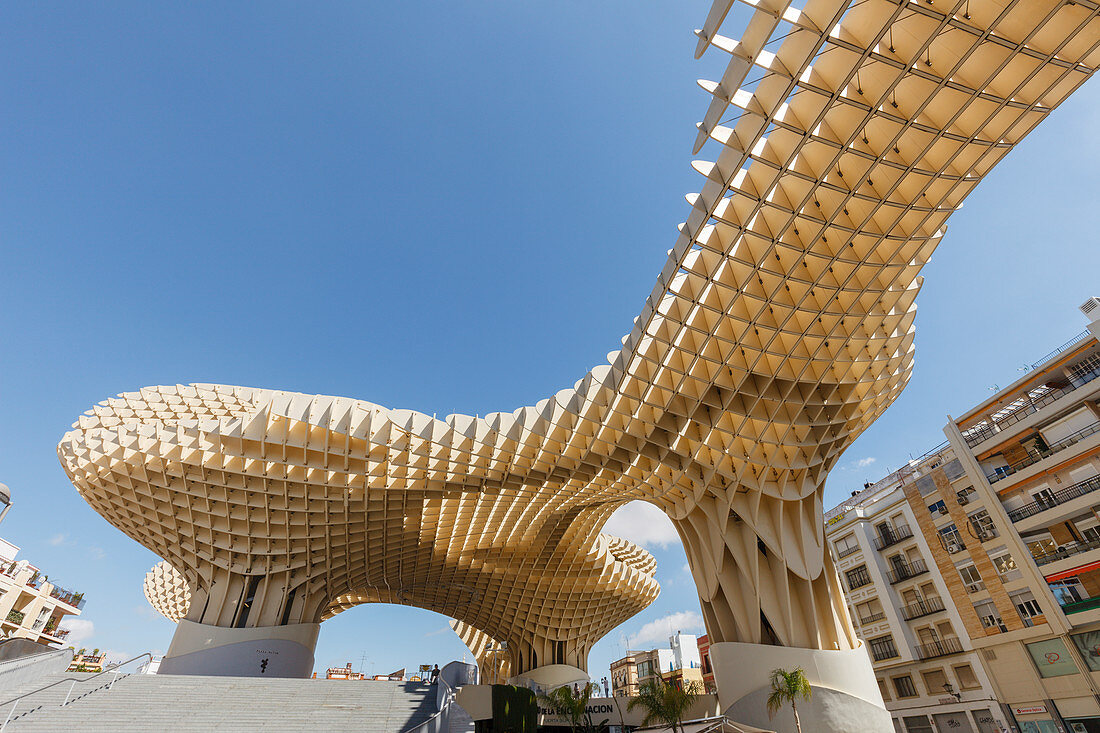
[{"left": 430, "top": 664, "right": 440, "bottom": 684}]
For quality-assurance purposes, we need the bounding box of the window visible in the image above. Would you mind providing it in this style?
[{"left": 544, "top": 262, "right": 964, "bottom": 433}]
[
  {"left": 968, "top": 509, "right": 998, "bottom": 539},
  {"left": 1026, "top": 638, "right": 1079, "bottom": 678},
  {"left": 920, "top": 669, "right": 948, "bottom": 696},
  {"left": 856, "top": 600, "right": 884, "bottom": 624},
  {"left": 953, "top": 663, "right": 981, "bottom": 690},
  {"left": 846, "top": 565, "right": 872, "bottom": 590},
  {"left": 869, "top": 635, "right": 899, "bottom": 661},
  {"left": 1068, "top": 352, "right": 1100, "bottom": 383},
  {"left": 928, "top": 500, "right": 947, "bottom": 516},
  {"left": 877, "top": 678, "right": 890, "bottom": 701},
  {"left": 892, "top": 675, "right": 917, "bottom": 698},
  {"left": 991, "top": 553, "right": 1017, "bottom": 575},
  {"left": 834, "top": 534, "right": 859, "bottom": 558},
  {"left": 939, "top": 524, "right": 964, "bottom": 552},
  {"left": 975, "top": 600, "right": 1005, "bottom": 631},
  {"left": 958, "top": 564, "right": 984, "bottom": 591},
  {"left": 1011, "top": 590, "right": 1043, "bottom": 622},
  {"left": 1081, "top": 524, "right": 1100, "bottom": 545},
  {"left": 902, "top": 714, "right": 934, "bottom": 733}
]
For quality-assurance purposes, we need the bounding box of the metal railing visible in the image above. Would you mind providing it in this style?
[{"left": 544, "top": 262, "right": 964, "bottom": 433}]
[
  {"left": 870, "top": 640, "right": 899, "bottom": 662},
  {"left": 0, "top": 652, "right": 153, "bottom": 731},
  {"left": 847, "top": 569, "right": 872, "bottom": 590},
  {"left": 986, "top": 421, "right": 1100, "bottom": 484},
  {"left": 401, "top": 661, "right": 477, "bottom": 733},
  {"left": 886, "top": 559, "right": 929, "bottom": 584},
  {"left": 1032, "top": 537, "right": 1100, "bottom": 567},
  {"left": 964, "top": 361, "right": 1100, "bottom": 447},
  {"left": 836, "top": 544, "right": 861, "bottom": 559},
  {"left": 1008, "top": 474, "right": 1100, "bottom": 522},
  {"left": 859, "top": 612, "right": 887, "bottom": 625},
  {"left": 873, "top": 524, "right": 914, "bottom": 551},
  {"left": 914, "top": 637, "right": 964, "bottom": 660},
  {"left": 901, "top": 597, "right": 946, "bottom": 620},
  {"left": 1032, "top": 330, "right": 1093, "bottom": 369}
]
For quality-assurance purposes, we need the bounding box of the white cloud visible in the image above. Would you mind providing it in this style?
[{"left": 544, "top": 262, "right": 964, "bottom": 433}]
[
  {"left": 681, "top": 563, "right": 692, "bottom": 575},
  {"left": 49, "top": 534, "right": 66, "bottom": 546},
  {"left": 102, "top": 649, "right": 131, "bottom": 663},
  {"left": 60, "top": 618, "right": 94, "bottom": 643},
  {"left": 626, "top": 611, "right": 704, "bottom": 649},
  {"left": 603, "top": 501, "right": 679, "bottom": 549},
  {"left": 88, "top": 546, "right": 106, "bottom": 560},
  {"left": 855, "top": 457, "right": 877, "bottom": 468},
  {"left": 424, "top": 626, "right": 451, "bottom": 638}
]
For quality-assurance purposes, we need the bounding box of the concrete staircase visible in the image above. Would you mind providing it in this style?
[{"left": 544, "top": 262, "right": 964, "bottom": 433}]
[{"left": 0, "top": 672, "right": 439, "bottom": 732}]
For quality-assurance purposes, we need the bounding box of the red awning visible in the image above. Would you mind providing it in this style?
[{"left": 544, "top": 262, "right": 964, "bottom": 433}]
[{"left": 1046, "top": 560, "right": 1100, "bottom": 582}]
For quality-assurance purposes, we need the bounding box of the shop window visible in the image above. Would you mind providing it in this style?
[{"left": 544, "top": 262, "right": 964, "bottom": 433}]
[
  {"left": 1025, "top": 638, "right": 1079, "bottom": 678},
  {"left": 1070, "top": 630, "right": 1100, "bottom": 672},
  {"left": 902, "top": 715, "right": 934, "bottom": 733},
  {"left": 953, "top": 663, "right": 981, "bottom": 690},
  {"left": 892, "top": 675, "right": 917, "bottom": 698}
]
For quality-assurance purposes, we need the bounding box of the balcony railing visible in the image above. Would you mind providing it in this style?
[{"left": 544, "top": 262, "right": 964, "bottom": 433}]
[
  {"left": 1033, "top": 537, "right": 1100, "bottom": 567},
  {"left": 986, "top": 421, "right": 1100, "bottom": 484},
  {"left": 1008, "top": 474, "right": 1100, "bottom": 522},
  {"left": 963, "top": 359, "right": 1100, "bottom": 447},
  {"left": 873, "top": 525, "right": 914, "bottom": 551},
  {"left": 859, "top": 612, "right": 887, "bottom": 625},
  {"left": 1061, "top": 596, "right": 1100, "bottom": 615},
  {"left": 887, "top": 559, "right": 929, "bottom": 584},
  {"left": 836, "top": 544, "right": 861, "bottom": 559},
  {"left": 914, "top": 637, "right": 965, "bottom": 660},
  {"left": 48, "top": 585, "right": 86, "bottom": 610},
  {"left": 901, "top": 597, "right": 946, "bottom": 620}
]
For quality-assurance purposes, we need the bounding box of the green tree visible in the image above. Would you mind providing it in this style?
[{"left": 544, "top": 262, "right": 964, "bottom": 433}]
[
  {"left": 626, "top": 677, "right": 700, "bottom": 733},
  {"left": 766, "top": 667, "right": 812, "bottom": 733},
  {"left": 538, "top": 682, "right": 606, "bottom": 733}
]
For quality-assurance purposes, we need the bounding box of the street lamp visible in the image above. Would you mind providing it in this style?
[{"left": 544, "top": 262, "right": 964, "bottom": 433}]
[{"left": 942, "top": 683, "right": 961, "bottom": 702}]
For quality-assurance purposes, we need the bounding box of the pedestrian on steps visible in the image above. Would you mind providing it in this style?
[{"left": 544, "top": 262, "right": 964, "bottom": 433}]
[{"left": 430, "top": 664, "right": 440, "bottom": 685}]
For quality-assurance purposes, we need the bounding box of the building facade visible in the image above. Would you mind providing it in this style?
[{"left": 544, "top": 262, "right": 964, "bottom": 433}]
[
  {"left": 697, "top": 635, "right": 716, "bottom": 694},
  {"left": 0, "top": 537, "right": 84, "bottom": 647},
  {"left": 828, "top": 301, "right": 1100, "bottom": 733},
  {"left": 610, "top": 654, "right": 638, "bottom": 697}
]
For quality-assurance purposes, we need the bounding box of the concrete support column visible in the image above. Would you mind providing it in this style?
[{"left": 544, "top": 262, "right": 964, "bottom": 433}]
[{"left": 159, "top": 619, "right": 319, "bottom": 678}]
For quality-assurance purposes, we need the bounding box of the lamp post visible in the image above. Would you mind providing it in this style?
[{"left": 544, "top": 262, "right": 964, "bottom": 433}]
[{"left": 943, "top": 683, "right": 962, "bottom": 702}]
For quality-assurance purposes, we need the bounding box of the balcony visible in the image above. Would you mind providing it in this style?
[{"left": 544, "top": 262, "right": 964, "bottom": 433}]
[
  {"left": 1031, "top": 537, "right": 1100, "bottom": 567},
  {"left": 836, "top": 544, "right": 861, "bottom": 559},
  {"left": 5, "top": 609, "right": 24, "bottom": 626},
  {"left": 986, "top": 421, "right": 1100, "bottom": 484},
  {"left": 48, "top": 584, "right": 86, "bottom": 610},
  {"left": 847, "top": 570, "right": 873, "bottom": 590},
  {"left": 1008, "top": 474, "right": 1100, "bottom": 523},
  {"left": 901, "top": 597, "right": 947, "bottom": 620},
  {"left": 1060, "top": 596, "right": 1100, "bottom": 615},
  {"left": 859, "top": 612, "right": 887, "bottom": 625},
  {"left": 873, "top": 525, "right": 914, "bottom": 551},
  {"left": 887, "top": 559, "right": 929, "bottom": 584},
  {"left": 914, "top": 637, "right": 965, "bottom": 660}
]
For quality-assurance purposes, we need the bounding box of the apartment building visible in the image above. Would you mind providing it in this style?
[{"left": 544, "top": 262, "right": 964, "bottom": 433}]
[
  {"left": 0, "top": 536, "right": 85, "bottom": 646},
  {"left": 827, "top": 299, "right": 1100, "bottom": 733},
  {"left": 697, "top": 634, "right": 716, "bottom": 693},
  {"left": 609, "top": 632, "right": 704, "bottom": 696}
]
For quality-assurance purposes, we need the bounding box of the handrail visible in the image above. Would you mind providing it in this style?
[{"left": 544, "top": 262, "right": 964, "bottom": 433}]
[
  {"left": 986, "top": 421, "right": 1100, "bottom": 484},
  {"left": 0, "top": 651, "right": 155, "bottom": 708},
  {"left": 1032, "top": 330, "right": 1093, "bottom": 369},
  {"left": 1008, "top": 474, "right": 1100, "bottom": 522}
]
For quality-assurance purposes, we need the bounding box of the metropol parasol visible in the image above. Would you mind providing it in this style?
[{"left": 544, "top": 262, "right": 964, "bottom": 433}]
[{"left": 59, "top": 0, "right": 1100, "bottom": 726}]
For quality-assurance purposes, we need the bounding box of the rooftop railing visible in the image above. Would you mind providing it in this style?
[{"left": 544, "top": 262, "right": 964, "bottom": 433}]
[
  {"left": 914, "top": 637, "right": 964, "bottom": 660},
  {"left": 1008, "top": 474, "right": 1100, "bottom": 522},
  {"left": 986, "top": 421, "right": 1100, "bottom": 484},
  {"left": 1032, "top": 330, "right": 1094, "bottom": 370},
  {"left": 964, "top": 363, "right": 1100, "bottom": 447}
]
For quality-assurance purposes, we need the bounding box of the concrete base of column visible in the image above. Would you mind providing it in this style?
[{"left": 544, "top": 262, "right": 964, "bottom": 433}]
[
  {"left": 508, "top": 664, "right": 589, "bottom": 690},
  {"left": 709, "top": 641, "right": 891, "bottom": 733},
  {"left": 159, "top": 619, "right": 319, "bottom": 678}
]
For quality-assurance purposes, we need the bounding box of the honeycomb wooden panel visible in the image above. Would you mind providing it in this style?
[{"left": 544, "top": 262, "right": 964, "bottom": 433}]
[{"left": 61, "top": 0, "right": 1100, "bottom": 677}]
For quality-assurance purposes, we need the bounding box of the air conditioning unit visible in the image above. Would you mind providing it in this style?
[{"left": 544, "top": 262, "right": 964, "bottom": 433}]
[
  {"left": 938, "top": 507, "right": 950, "bottom": 516},
  {"left": 947, "top": 542, "right": 962, "bottom": 553},
  {"left": 957, "top": 493, "right": 970, "bottom": 505},
  {"left": 966, "top": 582, "right": 984, "bottom": 593},
  {"left": 1081, "top": 297, "right": 1100, "bottom": 322}
]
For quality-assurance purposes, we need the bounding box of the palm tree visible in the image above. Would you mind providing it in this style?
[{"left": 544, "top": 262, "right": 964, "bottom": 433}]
[
  {"left": 627, "top": 677, "right": 700, "bottom": 733},
  {"left": 766, "top": 667, "right": 812, "bottom": 733}
]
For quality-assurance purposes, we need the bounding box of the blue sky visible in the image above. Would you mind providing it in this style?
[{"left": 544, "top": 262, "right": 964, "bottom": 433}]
[{"left": 1, "top": 1, "right": 1097, "bottom": 682}]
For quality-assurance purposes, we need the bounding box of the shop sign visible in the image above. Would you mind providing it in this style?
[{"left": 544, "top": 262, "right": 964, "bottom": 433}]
[{"left": 1014, "top": 706, "right": 1047, "bottom": 715}]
